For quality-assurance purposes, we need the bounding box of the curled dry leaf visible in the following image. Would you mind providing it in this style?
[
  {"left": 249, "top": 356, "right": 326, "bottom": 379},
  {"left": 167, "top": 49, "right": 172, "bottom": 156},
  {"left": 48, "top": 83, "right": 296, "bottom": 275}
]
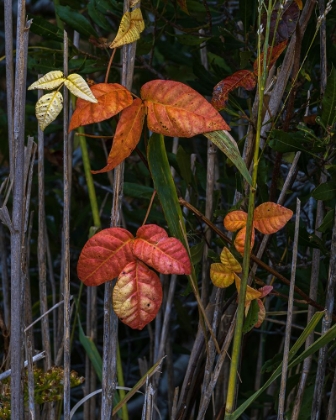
[
  {"left": 69, "top": 83, "right": 133, "bottom": 131},
  {"left": 211, "top": 70, "right": 256, "bottom": 111},
  {"left": 28, "top": 70, "right": 65, "bottom": 90},
  {"left": 64, "top": 74, "right": 98, "bottom": 103},
  {"left": 253, "top": 41, "right": 288, "bottom": 75},
  {"left": 133, "top": 224, "right": 191, "bottom": 275},
  {"left": 141, "top": 80, "right": 230, "bottom": 138},
  {"left": 253, "top": 202, "right": 293, "bottom": 234},
  {"left": 234, "top": 226, "right": 255, "bottom": 254},
  {"left": 224, "top": 210, "right": 248, "bottom": 232},
  {"left": 35, "top": 91, "right": 63, "bottom": 131},
  {"left": 77, "top": 228, "right": 136, "bottom": 286},
  {"left": 255, "top": 299, "right": 266, "bottom": 328},
  {"left": 113, "top": 260, "right": 163, "bottom": 330},
  {"left": 210, "top": 263, "right": 235, "bottom": 288},
  {"left": 92, "top": 99, "right": 146, "bottom": 174},
  {"left": 109, "top": 8, "right": 145, "bottom": 49}
]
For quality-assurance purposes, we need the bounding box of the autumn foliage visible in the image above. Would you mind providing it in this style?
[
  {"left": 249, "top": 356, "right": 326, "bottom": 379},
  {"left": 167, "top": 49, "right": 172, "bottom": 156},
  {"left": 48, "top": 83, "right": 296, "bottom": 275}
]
[{"left": 77, "top": 224, "right": 191, "bottom": 330}]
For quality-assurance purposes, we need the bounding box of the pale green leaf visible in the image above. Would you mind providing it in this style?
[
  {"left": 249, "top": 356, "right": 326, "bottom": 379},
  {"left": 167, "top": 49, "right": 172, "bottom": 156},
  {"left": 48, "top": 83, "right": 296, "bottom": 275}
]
[
  {"left": 64, "top": 74, "right": 98, "bottom": 103},
  {"left": 35, "top": 91, "right": 63, "bottom": 131},
  {"left": 28, "top": 70, "right": 65, "bottom": 90}
]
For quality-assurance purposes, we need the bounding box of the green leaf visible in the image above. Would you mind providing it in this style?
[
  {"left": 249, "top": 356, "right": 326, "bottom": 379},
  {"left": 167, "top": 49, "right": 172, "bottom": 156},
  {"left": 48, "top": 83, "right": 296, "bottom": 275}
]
[
  {"left": 227, "top": 311, "right": 329, "bottom": 419},
  {"left": 311, "top": 181, "right": 336, "bottom": 201},
  {"left": 207, "top": 52, "right": 232, "bottom": 73},
  {"left": 190, "top": 241, "right": 204, "bottom": 265},
  {"left": 123, "top": 182, "right": 154, "bottom": 199},
  {"left": 317, "top": 209, "right": 335, "bottom": 233},
  {"left": 55, "top": 5, "right": 98, "bottom": 39},
  {"left": 242, "top": 300, "right": 259, "bottom": 333},
  {"left": 147, "top": 133, "right": 188, "bottom": 243},
  {"left": 78, "top": 318, "right": 102, "bottom": 382},
  {"left": 269, "top": 129, "right": 309, "bottom": 153},
  {"left": 176, "top": 146, "right": 192, "bottom": 185},
  {"left": 88, "top": 0, "right": 112, "bottom": 31},
  {"left": 175, "top": 34, "right": 211, "bottom": 46},
  {"left": 204, "top": 131, "right": 252, "bottom": 185},
  {"left": 321, "top": 66, "right": 336, "bottom": 128},
  {"left": 29, "top": 15, "right": 64, "bottom": 42}
]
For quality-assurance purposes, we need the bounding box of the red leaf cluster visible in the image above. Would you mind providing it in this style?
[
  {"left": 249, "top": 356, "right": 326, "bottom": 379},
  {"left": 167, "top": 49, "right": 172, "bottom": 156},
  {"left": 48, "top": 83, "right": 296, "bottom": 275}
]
[
  {"left": 69, "top": 80, "right": 229, "bottom": 173},
  {"left": 77, "top": 224, "right": 191, "bottom": 330}
]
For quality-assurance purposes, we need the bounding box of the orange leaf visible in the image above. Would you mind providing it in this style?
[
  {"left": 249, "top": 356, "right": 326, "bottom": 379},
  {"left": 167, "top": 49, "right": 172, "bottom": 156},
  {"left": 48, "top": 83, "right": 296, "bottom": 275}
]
[
  {"left": 224, "top": 210, "right": 248, "bottom": 232},
  {"left": 234, "top": 226, "right": 255, "bottom": 254},
  {"left": 234, "top": 274, "right": 262, "bottom": 301},
  {"left": 91, "top": 99, "right": 146, "bottom": 174},
  {"left": 255, "top": 299, "right": 266, "bottom": 328},
  {"left": 177, "top": 0, "right": 189, "bottom": 14},
  {"left": 69, "top": 83, "right": 133, "bottom": 131},
  {"left": 141, "top": 80, "right": 230, "bottom": 137},
  {"left": 253, "top": 202, "right": 293, "bottom": 234},
  {"left": 210, "top": 263, "right": 235, "bottom": 288},
  {"left": 211, "top": 70, "right": 256, "bottom": 111},
  {"left": 133, "top": 224, "right": 191, "bottom": 275},
  {"left": 113, "top": 260, "right": 162, "bottom": 330},
  {"left": 77, "top": 228, "right": 136, "bottom": 286},
  {"left": 220, "top": 247, "right": 242, "bottom": 273},
  {"left": 253, "top": 41, "right": 288, "bottom": 75}
]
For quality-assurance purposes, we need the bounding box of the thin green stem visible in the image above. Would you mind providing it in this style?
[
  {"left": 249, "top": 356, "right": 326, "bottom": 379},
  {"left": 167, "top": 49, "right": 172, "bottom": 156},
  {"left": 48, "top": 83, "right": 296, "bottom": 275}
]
[{"left": 224, "top": 1, "right": 273, "bottom": 416}]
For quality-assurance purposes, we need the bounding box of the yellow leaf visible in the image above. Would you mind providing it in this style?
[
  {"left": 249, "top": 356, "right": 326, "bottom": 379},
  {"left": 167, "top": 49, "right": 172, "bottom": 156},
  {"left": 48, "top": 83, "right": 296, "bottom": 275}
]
[
  {"left": 210, "top": 263, "right": 235, "bottom": 288},
  {"left": 64, "top": 74, "right": 98, "bottom": 103},
  {"left": 28, "top": 71, "right": 65, "bottom": 90},
  {"left": 109, "top": 8, "right": 145, "bottom": 49},
  {"left": 220, "top": 247, "right": 242, "bottom": 273},
  {"left": 35, "top": 91, "right": 63, "bottom": 131},
  {"left": 234, "top": 274, "right": 262, "bottom": 302}
]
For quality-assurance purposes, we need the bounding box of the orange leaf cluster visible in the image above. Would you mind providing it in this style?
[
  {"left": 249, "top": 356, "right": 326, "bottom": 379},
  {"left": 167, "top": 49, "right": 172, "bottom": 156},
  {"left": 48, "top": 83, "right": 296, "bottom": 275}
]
[
  {"left": 209, "top": 247, "right": 273, "bottom": 328},
  {"left": 224, "top": 202, "right": 293, "bottom": 254},
  {"left": 77, "top": 224, "right": 191, "bottom": 330},
  {"left": 69, "top": 80, "right": 230, "bottom": 173}
]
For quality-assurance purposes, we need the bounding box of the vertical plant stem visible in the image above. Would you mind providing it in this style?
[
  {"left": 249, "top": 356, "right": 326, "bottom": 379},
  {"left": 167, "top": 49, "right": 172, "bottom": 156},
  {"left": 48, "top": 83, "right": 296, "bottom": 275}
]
[
  {"left": 225, "top": 2, "right": 272, "bottom": 415},
  {"left": 311, "top": 207, "right": 336, "bottom": 418},
  {"left": 11, "top": 6, "right": 31, "bottom": 417},
  {"left": 101, "top": 2, "right": 140, "bottom": 417},
  {"left": 37, "top": 78, "right": 52, "bottom": 371},
  {"left": 62, "top": 31, "right": 71, "bottom": 420},
  {"left": 4, "top": 0, "right": 14, "bottom": 177},
  {"left": 278, "top": 199, "right": 300, "bottom": 419},
  {"left": 0, "top": 222, "right": 10, "bottom": 327}
]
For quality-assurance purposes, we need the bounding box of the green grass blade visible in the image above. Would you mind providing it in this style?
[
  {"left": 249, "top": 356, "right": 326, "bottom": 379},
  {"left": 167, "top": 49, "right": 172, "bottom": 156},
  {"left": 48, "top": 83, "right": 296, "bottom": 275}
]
[
  {"left": 204, "top": 130, "right": 252, "bottom": 185},
  {"left": 78, "top": 317, "right": 102, "bottom": 382}
]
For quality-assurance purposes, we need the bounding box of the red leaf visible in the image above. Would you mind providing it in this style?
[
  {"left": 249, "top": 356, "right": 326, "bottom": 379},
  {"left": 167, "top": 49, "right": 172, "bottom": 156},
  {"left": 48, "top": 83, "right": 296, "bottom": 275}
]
[
  {"left": 69, "top": 83, "right": 133, "bottom": 131},
  {"left": 136, "top": 224, "right": 168, "bottom": 242},
  {"left": 259, "top": 285, "right": 273, "bottom": 298},
  {"left": 77, "top": 228, "right": 136, "bottom": 286},
  {"left": 133, "top": 224, "right": 191, "bottom": 275},
  {"left": 141, "top": 80, "right": 230, "bottom": 137},
  {"left": 113, "top": 260, "right": 163, "bottom": 330},
  {"left": 92, "top": 99, "right": 146, "bottom": 174},
  {"left": 253, "top": 202, "right": 293, "bottom": 234},
  {"left": 212, "top": 70, "right": 256, "bottom": 111},
  {"left": 253, "top": 41, "right": 288, "bottom": 75}
]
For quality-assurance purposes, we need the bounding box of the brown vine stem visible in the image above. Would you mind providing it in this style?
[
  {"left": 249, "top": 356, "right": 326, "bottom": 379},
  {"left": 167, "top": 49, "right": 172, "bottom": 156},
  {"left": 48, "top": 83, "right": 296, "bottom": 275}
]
[{"left": 178, "top": 198, "right": 335, "bottom": 319}]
